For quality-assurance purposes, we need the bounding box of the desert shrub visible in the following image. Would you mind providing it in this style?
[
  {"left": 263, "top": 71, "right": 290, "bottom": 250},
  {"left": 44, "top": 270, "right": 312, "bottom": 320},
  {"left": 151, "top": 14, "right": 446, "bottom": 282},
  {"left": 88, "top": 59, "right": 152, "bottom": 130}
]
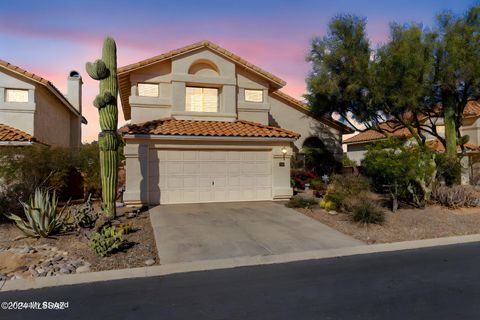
[
  {"left": 310, "top": 179, "right": 325, "bottom": 190},
  {"left": 77, "top": 143, "right": 102, "bottom": 197},
  {"left": 286, "top": 195, "right": 318, "bottom": 208},
  {"left": 432, "top": 185, "right": 480, "bottom": 208},
  {"left": 291, "top": 170, "right": 317, "bottom": 190},
  {"left": 3, "top": 188, "right": 71, "bottom": 237},
  {"left": 89, "top": 226, "right": 126, "bottom": 257},
  {"left": 117, "top": 220, "right": 134, "bottom": 235},
  {"left": 321, "top": 174, "right": 372, "bottom": 211},
  {"left": 72, "top": 195, "right": 98, "bottom": 229},
  {"left": 362, "top": 138, "right": 437, "bottom": 207},
  {"left": 435, "top": 154, "right": 461, "bottom": 186},
  {"left": 352, "top": 202, "right": 385, "bottom": 224}
]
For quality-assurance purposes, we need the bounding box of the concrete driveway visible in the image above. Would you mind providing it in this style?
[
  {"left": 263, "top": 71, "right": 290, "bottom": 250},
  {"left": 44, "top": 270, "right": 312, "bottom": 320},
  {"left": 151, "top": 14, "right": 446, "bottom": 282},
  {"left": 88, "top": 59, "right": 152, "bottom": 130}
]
[{"left": 150, "top": 201, "right": 362, "bottom": 264}]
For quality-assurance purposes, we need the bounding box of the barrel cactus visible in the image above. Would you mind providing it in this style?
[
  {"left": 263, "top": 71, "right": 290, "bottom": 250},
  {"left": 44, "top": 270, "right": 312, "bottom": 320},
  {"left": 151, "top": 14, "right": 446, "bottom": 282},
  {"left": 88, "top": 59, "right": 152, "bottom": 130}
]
[{"left": 86, "top": 37, "right": 120, "bottom": 218}]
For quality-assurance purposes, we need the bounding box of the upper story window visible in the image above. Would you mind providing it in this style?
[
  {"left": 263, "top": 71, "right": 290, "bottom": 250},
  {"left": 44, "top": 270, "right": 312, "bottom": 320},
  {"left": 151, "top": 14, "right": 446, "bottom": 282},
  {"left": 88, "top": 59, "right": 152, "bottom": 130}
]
[
  {"left": 186, "top": 87, "right": 218, "bottom": 112},
  {"left": 138, "top": 83, "right": 159, "bottom": 97},
  {"left": 5, "top": 89, "right": 28, "bottom": 102},
  {"left": 245, "top": 89, "right": 263, "bottom": 102}
]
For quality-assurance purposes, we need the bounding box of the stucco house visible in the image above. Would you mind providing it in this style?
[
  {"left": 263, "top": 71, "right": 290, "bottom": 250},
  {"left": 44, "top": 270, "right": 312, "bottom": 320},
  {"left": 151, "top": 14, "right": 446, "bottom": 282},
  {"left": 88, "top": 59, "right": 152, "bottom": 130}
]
[
  {"left": 344, "top": 101, "right": 480, "bottom": 164},
  {"left": 119, "top": 40, "right": 352, "bottom": 205},
  {"left": 0, "top": 59, "right": 85, "bottom": 147}
]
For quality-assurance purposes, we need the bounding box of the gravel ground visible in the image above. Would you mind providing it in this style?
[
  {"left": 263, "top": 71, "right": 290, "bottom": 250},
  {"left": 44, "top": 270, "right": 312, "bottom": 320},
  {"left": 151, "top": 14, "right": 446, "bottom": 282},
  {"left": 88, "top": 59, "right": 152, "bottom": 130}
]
[
  {"left": 297, "top": 205, "right": 480, "bottom": 244},
  {"left": 0, "top": 209, "right": 159, "bottom": 276}
]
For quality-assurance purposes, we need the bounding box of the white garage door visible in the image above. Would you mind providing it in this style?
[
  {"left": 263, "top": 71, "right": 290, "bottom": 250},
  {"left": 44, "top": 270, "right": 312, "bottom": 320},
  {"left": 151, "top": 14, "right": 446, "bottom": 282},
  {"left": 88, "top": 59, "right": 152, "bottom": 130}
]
[{"left": 148, "top": 149, "right": 272, "bottom": 204}]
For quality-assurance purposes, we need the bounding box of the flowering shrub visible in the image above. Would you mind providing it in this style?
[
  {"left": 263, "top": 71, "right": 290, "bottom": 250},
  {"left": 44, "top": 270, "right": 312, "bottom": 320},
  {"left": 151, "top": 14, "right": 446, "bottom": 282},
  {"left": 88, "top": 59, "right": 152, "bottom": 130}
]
[{"left": 291, "top": 170, "right": 318, "bottom": 190}]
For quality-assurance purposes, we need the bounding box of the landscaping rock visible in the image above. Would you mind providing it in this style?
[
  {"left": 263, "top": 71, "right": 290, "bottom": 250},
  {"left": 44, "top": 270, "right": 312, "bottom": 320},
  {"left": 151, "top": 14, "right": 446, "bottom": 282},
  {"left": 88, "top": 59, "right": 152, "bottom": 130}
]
[
  {"left": 59, "top": 268, "right": 70, "bottom": 274},
  {"left": 30, "top": 269, "right": 39, "bottom": 277},
  {"left": 76, "top": 265, "right": 90, "bottom": 274},
  {"left": 328, "top": 210, "right": 338, "bottom": 215},
  {"left": 52, "top": 256, "right": 63, "bottom": 262},
  {"left": 144, "top": 259, "right": 155, "bottom": 266}
]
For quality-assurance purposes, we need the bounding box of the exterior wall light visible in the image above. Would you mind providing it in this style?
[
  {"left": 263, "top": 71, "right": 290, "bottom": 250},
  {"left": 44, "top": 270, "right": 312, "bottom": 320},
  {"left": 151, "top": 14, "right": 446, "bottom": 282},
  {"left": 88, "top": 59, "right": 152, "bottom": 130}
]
[{"left": 281, "top": 146, "right": 288, "bottom": 159}]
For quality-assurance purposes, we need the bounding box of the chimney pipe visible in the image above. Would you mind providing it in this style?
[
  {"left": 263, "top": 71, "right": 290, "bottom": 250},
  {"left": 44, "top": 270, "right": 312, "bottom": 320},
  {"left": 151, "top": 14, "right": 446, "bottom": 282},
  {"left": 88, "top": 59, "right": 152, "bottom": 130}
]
[{"left": 67, "top": 70, "right": 82, "bottom": 114}]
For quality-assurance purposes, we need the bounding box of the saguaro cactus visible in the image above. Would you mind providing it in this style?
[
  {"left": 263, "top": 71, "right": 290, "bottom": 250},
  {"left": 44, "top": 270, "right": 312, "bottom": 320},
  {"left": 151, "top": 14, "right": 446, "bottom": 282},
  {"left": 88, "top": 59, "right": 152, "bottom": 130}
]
[{"left": 86, "top": 37, "right": 119, "bottom": 218}]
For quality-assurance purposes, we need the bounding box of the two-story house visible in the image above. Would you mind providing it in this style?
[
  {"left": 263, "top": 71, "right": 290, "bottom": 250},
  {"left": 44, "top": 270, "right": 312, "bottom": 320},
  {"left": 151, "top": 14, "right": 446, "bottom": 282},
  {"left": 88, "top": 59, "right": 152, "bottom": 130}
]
[
  {"left": 119, "top": 40, "right": 352, "bottom": 205},
  {"left": 0, "top": 59, "right": 85, "bottom": 147}
]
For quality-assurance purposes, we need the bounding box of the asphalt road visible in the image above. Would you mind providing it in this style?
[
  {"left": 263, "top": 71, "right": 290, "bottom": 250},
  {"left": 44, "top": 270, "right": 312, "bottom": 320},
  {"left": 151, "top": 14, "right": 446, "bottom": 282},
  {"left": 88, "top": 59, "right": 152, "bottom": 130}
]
[{"left": 2, "top": 242, "right": 480, "bottom": 319}]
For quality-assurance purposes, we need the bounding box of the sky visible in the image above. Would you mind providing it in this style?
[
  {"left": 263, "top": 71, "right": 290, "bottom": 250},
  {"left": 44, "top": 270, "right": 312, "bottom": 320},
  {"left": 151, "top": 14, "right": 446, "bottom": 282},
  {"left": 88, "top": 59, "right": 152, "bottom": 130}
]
[{"left": 0, "top": 0, "right": 475, "bottom": 142}]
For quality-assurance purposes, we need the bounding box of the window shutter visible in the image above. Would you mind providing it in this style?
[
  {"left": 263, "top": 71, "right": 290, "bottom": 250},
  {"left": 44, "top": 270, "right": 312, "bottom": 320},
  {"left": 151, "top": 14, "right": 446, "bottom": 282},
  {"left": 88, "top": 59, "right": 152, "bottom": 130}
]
[
  {"left": 5, "top": 89, "right": 29, "bottom": 102},
  {"left": 138, "top": 83, "right": 159, "bottom": 97}
]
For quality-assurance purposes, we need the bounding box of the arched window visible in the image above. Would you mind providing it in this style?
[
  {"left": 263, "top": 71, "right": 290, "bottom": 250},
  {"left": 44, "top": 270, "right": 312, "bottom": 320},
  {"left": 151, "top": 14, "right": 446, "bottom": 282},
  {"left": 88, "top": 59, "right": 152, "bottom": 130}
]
[{"left": 188, "top": 60, "right": 219, "bottom": 76}]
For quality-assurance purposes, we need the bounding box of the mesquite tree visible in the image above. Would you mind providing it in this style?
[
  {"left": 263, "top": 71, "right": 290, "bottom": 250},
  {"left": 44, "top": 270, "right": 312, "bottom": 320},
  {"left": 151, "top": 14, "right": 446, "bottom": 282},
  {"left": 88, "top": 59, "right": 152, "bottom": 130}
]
[
  {"left": 85, "top": 37, "right": 119, "bottom": 218},
  {"left": 307, "top": 7, "right": 480, "bottom": 157}
]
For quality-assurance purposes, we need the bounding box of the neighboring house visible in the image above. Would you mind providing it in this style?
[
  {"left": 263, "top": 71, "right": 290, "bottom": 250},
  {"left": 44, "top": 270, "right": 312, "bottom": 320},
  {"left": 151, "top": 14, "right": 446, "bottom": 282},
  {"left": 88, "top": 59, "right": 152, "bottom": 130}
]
[
  {"left": 344, "top": 101, "right": 480, "bottom": 164},
  {"left": 0, "top": 59, "right": 86, "bottom": 147},
  {"left": 118, "top": 40, "right": 352, "bottom": 205}
]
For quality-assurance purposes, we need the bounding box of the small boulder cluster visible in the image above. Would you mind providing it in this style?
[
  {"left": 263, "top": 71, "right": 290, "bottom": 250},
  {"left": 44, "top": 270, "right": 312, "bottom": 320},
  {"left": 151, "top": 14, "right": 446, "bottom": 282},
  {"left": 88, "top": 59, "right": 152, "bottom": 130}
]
[{"left": 0, "top": 245, "right": 91, "bottom": 281}]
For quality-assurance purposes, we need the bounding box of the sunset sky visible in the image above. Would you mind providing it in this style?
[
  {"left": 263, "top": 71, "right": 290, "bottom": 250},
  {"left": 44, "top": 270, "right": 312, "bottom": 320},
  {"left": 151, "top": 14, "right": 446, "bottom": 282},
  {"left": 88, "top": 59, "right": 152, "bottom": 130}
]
[{"left": 0, "top": 0, "right": 474, "bottom": 142}]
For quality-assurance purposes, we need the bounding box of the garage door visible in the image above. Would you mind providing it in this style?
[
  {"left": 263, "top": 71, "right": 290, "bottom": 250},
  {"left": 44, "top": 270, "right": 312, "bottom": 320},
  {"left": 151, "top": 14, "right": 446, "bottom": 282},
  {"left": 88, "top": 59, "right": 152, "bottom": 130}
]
[{"left": 148, "top": 149, "right": 272, "bottom": 204}]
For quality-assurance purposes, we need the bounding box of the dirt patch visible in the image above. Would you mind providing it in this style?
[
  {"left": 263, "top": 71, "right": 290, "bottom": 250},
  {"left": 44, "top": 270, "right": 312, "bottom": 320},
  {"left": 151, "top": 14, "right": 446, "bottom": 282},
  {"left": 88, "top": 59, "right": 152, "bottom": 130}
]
[
  {"left": 0, "top": 209, "right": 159, "bottom": 275},
  {"left": 297, "top": 205, "right": 480, "bottom": 244}
]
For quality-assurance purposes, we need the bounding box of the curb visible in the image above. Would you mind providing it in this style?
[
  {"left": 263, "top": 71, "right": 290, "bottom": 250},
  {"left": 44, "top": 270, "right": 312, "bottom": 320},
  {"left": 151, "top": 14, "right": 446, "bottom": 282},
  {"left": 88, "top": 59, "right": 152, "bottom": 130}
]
[{"left": 2, "top": 233, "right": 480, "bottom": 292}]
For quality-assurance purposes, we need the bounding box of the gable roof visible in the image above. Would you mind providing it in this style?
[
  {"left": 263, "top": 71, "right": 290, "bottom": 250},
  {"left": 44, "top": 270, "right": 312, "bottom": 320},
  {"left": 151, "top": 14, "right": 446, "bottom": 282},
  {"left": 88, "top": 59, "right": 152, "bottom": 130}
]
[
  {"left": 0, "top": 123, "right": 37, "bottom": 145},
  {"left": 118, "top": 40, "right": 286, "bottom": 120},
  {"left": 344, "top": 100, "right": 480, "bottom": 145},
  {"left": 120, "top": 118, "right": 300, "bottom": 139},
  {"left": 271, "top": 91, "right": 354, "bottom": 134},
  {"left": 0, "top": 59, "right": 81, "bottom": 118}
]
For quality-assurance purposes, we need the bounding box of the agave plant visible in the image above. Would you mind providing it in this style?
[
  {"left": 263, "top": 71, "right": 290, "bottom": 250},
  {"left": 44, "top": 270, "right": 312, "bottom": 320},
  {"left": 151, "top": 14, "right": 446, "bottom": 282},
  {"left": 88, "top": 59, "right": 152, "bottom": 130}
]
[{"left": 4, "top": 188, "right": 70, "bottom": 238}]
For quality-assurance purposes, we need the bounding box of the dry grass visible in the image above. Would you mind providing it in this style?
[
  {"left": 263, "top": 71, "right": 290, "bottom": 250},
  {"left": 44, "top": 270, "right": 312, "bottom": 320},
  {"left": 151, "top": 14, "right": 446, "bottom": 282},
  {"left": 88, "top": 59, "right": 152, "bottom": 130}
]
[{"left": 298, "top": 205, "right": 480, "bottom": 244}]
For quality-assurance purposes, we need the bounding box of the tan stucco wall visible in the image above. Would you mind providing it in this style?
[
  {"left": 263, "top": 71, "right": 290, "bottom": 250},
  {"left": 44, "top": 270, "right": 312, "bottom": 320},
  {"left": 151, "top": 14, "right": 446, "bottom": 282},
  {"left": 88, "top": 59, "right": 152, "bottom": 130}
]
[
  {"left": 461, "top": 117, "right": 480, "bottom": 145},
  {"left": 123, "top": 137, "right": 293, "bottom": 205},
  {"left": 34, "top": 87, "right": 73, "bottom": 147},
  {"left": 269, "top": 95, "right": 343, "bottom": 159},
  {"left": 0, "top": 70, "right": 36, "bottom": 135}
]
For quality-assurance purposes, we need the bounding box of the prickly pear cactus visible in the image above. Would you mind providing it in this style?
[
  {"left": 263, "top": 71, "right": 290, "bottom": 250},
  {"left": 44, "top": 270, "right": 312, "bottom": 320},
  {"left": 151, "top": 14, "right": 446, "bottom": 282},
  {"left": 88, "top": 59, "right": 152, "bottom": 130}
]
[{"left": 86, "top": 37, "right": 119, "bottom": 218}]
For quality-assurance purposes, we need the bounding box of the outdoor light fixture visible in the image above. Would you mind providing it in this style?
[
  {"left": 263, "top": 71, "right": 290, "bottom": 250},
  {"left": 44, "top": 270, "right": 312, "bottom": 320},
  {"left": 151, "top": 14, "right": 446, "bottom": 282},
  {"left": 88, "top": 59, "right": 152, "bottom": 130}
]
[{"left": 281, "top": 146, "right": 287, "bottom": 159}]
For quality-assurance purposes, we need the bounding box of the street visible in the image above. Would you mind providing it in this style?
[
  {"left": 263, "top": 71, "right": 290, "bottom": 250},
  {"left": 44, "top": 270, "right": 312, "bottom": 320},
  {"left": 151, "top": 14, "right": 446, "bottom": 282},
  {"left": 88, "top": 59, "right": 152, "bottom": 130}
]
[{"left": 2, "top": 242, "right": 480, "bottom": 319}]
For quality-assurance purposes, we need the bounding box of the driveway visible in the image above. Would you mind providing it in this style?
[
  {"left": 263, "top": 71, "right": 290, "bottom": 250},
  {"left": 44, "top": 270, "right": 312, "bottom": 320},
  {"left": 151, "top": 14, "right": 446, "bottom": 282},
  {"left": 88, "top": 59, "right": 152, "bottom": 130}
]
[{"left": 150, "top": 201, "right": 362, "bottom": 264}]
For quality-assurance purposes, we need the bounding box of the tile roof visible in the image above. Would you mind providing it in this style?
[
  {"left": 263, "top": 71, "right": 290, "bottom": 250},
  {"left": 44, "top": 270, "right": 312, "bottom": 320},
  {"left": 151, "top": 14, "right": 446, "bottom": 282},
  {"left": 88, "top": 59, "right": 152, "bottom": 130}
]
[
  {"left": 343, "top": 121, "right": 412, "bottom": 144},
  {"left": 271, "top": 91, "right": 354, "bottom": 134},
  {"left": 120, "top": 118, "right": 300, "bottom": 139},
  {"left": 345, "top": 100, "right": 480, "bottom": 144},
  {"left": 0, "top": 123, "right": 35, "bottom": 143},
  {"left": 426, "top": 139, "right": 480, "bottom": 152},
  {"left": 118, "top": 40, "right": 286, "bottom": 120},
  {"left": 464, "top": 100, "right": 480, "bottom": 118},
  {"left": 0, "top": 59, "right": 81, "bottom": 117}
]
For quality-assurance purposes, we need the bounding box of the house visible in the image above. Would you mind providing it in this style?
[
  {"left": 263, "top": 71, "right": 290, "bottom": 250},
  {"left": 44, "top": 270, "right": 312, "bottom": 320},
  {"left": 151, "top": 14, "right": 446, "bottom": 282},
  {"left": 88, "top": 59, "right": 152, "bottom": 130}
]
[
  {"left": 118, "top": 40, "right": 352, "bottom": 205},
  {"left": 0, "top": 59, "right": 85, "bottom": 147},
  {"left": 344, "top": 101, "right": 480, "bottom": 164}
]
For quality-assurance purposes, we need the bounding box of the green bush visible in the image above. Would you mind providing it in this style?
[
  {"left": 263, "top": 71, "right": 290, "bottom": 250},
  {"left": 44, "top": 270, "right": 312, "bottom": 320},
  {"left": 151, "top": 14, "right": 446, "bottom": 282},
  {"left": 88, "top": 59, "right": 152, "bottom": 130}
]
[
  {"left": 322, "top": 174, "right": 372, "bottom": 211},
  {"left": 352, "top": 202, "right": 385, "bottom": 224},
  {"left": 89, "top": 226, "right": 126, "bottom": 257},
  {"left": 4, "top": 188, "right": 70, "bottom": 237},
  {"left": 286, "top": 195, "right": 318, "bottom": 208},
  {"left": 362, "top": 138, "right": 437, "bottom": 207},
  {"left": 435, "top": 154, "right": 461, "bottom": 186}
]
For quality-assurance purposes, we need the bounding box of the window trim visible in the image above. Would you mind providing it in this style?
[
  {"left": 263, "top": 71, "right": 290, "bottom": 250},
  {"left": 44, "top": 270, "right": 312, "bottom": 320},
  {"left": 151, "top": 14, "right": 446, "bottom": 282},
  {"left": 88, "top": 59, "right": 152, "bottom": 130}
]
[
  {"left": 185, "top": 86, "right": 219, "bottom": 113},
  {"left": 244, "top": 89, "right": 263, "bottom": 103},
  {"left": 137, "top": 82, "right": 159, "bottom": 97},
  {"left": 5, "top": 88, "right": 29, "bottom": 103}
]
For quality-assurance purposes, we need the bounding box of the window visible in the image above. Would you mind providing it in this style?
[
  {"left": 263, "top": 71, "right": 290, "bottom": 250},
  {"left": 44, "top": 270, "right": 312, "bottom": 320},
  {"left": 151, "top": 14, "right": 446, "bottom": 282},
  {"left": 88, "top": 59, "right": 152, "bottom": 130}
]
[
  {"left": 245, "top": 89, "right": 263, "bottom": 102},
  {"left": 186, "top": 87, "right": 218, "bottom": 112},
  {"left": 5, "top": 89, "right": 28, "bottom": 102},
  {"left": 138, "top": 83, "right": 159, "bottom": 97}
]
